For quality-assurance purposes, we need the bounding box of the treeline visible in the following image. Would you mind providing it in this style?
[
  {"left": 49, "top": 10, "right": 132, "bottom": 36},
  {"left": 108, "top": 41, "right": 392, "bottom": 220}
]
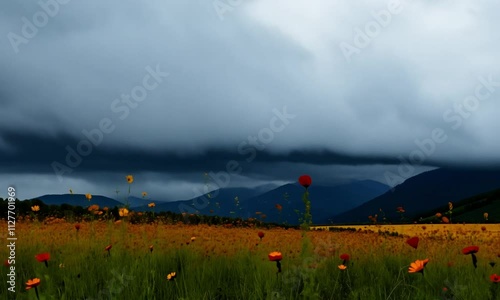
[{"left": 0, "top": 198, "right": 297, "bottom": 229}]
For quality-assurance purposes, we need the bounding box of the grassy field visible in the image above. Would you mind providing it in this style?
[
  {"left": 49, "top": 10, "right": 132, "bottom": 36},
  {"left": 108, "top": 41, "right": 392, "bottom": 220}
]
[
  {"left": 2, "top": 221, "right": 500, "bottom": 300},
  {"left": 311, "top": 223, "right": 500, "bottom": 240}
]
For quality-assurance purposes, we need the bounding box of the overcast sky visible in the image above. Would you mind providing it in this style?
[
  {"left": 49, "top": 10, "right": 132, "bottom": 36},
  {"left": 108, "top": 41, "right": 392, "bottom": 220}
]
[{"left": 1, "top": 1, "right": 499, "bottom": 201}]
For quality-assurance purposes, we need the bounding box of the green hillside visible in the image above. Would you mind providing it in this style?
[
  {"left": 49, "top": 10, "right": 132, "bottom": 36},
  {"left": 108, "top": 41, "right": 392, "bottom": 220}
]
[{"left": 417, "top": 188, "right": 500, "bottom": 223}]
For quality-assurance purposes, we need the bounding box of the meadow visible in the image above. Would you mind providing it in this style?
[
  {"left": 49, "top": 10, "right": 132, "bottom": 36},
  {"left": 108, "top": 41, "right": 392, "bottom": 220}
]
[{"left": 2, "top": 220, "right": 500, "bottom": 300}]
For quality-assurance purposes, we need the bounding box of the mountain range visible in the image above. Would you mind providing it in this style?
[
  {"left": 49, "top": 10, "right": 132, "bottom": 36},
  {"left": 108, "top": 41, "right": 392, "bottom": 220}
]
[
  {"left": 29, "top": 167, "right": 500, "bottom": 224},
  {"left": 30, "top": 180, "right": 389, "bottom": 224},
  {"left": 333, "top": 168, "right": 500, "bottom": 223}
]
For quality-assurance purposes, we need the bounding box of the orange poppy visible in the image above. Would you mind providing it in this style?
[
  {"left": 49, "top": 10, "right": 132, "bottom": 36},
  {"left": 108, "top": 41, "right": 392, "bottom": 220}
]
[
  {"left": 408, "top": 259, "right": 429, "bottom": 274},
  {"left": 25, "top": 278, "right": 41, "bottom": 290},
  {"left": 167, "top": 272, "right": 176, "bottom": 281},
  {"left": 268, "top": 252, "right": 282, "bottom": 262}
]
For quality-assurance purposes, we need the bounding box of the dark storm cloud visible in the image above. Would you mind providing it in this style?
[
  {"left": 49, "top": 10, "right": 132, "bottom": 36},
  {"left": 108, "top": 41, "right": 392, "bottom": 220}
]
[
  {"left": 1, "top": 1, "right": 500, "bottom": 199},
  {"left": 0, "top": 129, "right": 414, "bottom": 175}
]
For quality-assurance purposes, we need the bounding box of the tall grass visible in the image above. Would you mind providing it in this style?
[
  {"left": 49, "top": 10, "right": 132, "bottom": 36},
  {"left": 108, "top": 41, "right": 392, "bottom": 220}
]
[{"left": 1, "top": 221, "right": 499, "bottom": 299}]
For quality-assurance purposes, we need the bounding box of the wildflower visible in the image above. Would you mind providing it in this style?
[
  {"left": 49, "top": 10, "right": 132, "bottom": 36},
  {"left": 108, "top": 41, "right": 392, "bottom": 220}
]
[
  {"left": 338, "top": 264, "right": 347, "bottom": 270},
  {"left": 148, "top": 202, "right": 155, "bottom": 208},
  {"left": 149, "top": 245, "right": 153, "bottom": 253},
  {"left": 462, "top": 246, "right": 479, "bottom": 255},
  {"left": 340, "top": 253, "right": 350, "bottom": 261},
  {"left": 406, "top": 236, "right": 419, "bottom": 249},
  {"left": 142, "top": 192, "right": 148, "bottom": 198},
  {"left": 119, "top": 208, "right": 129, "bottom": 217},
  {"left": 75, "top": 223, "right": 81, "bottom": 231},
  {"left": 26, "top": 277, "right": 41, "bottom": 290},
  {"left": 484, "top": 212, "right": 489, "bottom": 221},
  {"left": 4, "top": 259, "right": 10, "bottom": 267},
  {"left": 435, "top": 212, "right": 442, "bottom": 218},
  {"left": 126, "top": 175, "right": 134, "bottom": 184},
  {"left": 396, "top": 206, "right": 405, "bottom": 213},
  {"left": 298, "top": 175, "right": 312, "bottom": 189},
  {"left": 462, "top": 246, "right": 479, "bottom": 268},
  {"left": 85, "top": 194, "right": 92, "bottom": 201},
  {"left": 268, "top": 252, "right": 282, "bottom": 261},
  {"left": 408, "top": 258, "right": 429, "bottom": 274},
  {"left": 191, "top": 237, "right": 196, "bottom": 242},
  {"left": 88, "top": 204, "right": 100, "bottom": 212},
  {"left": 491, "top": 274, "right": 500, "bottom": 283},
  {"left": 35, "top": 253, "right": 50, "bottom": 267},
  {"left": 258, "top": 231, "right": 265, "bottom": 241},
  {"left": 268, "top": 252, "right": 282, "bottom": 273},
  {"left": 105, "top": 244, "right": 112, "bottom": 256},
  {"left": 167, "top": 272, "right": 177, "bottom": 281},
  {"left": 481, "top": 226, "right": 487, "bottom": 232},
  {"left": 31, "top": 205, "right": 40, "bottom": 212},
  {"left": 26, "top": 277, "right": 41, "bottom": 299},
  {"left": 441, "top": 216, "right": 450, "bottom": 224},
  {"left": 275, "top": 204, "right": 283, "bottom": 212}
]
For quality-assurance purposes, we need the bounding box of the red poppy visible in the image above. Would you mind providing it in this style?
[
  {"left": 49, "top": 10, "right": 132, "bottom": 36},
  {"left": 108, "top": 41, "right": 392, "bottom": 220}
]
[
  {"left": 75, "top": 223, "right": 81, "bottom": 231},
  {"left": 340, "top": 253, "right": 350, "bottom": 261},
  {"left": 105, "top": 245, "right": 112, "bottom": 251},
  {"left": 35, "top": 252, "right": 50, "bottom": 262},
  {"left": 258, "top": 231, "right": 264, "bottom": 240},
  {"left": 35, "top": 252, "right": 50, "bottom": 267},
  {"left": 298, "top": 175, "right": 312, "bottom": 189},
  {"left": 4, "top": 259, "right": 10, "bottom": 267},
  {"left": 491, "top": 274, "right": 500, "bottom": 283},
  {"left": 463, "top": 246, "right": 479, "bottom": 269},
  {"left": 406, "top": 237, "right": 419, "bottom": 249},
  {"left": 462, "top": 246, "right": 479, "bottom": 255},
  {"left": 268, "top": 252, "right": 282, "bottom": 262}
]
